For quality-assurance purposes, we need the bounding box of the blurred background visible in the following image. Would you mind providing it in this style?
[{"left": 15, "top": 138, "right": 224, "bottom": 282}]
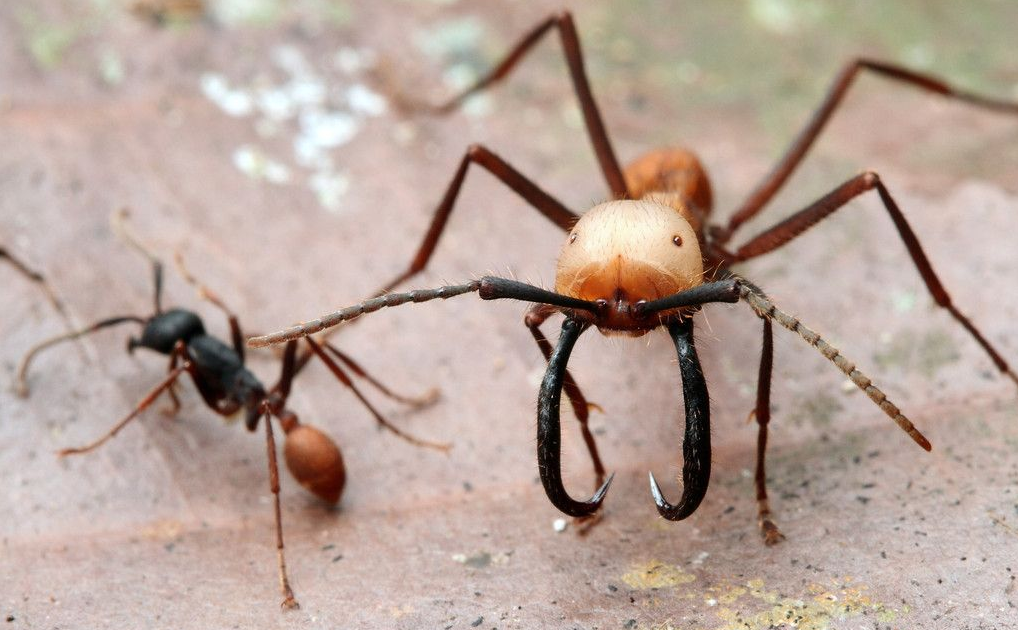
[{"left": 2, "top": 1, "right": 1017, "bottom": 628}]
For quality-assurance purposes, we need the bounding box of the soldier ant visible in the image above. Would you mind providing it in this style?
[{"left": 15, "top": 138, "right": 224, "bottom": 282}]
[
  {"left": 16, "top": 210, "right": 447, "bottom": 609},
  {"left": 250, "top": 12, "right": 1018, "bottom": 542}
]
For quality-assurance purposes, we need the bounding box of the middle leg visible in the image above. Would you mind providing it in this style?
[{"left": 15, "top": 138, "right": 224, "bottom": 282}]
[{"left": 732, "top": 171, "right": 1018, "bottom": 390}]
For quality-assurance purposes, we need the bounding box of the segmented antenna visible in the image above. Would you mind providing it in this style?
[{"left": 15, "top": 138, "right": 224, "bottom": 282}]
[
  {"left": 247, "top": 281, "right": 482, "bottom": 348},
  {"left": 738, "top": 283, "right": 931, "bottom": 451}
]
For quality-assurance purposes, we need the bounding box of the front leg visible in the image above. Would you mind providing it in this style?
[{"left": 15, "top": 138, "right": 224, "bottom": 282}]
[
  {"left": 378, "top": 144, "right": 577, "bottom": 295},
  {"left": 752, "top": 317, "right": 785, "bottom": 545}
]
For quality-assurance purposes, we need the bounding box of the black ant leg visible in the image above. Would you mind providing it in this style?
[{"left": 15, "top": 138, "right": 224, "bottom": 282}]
[
  {"left": 57, "top": 346, "right": 194, "bottom": 456},
  {"left": 538, "top": 317, "right": 615, "bottom": 517},
  {"left": 732, "top": 171, "right": 1018, "bottom": 390},
  {"left": 16, "top": 315, "right": 146, "bottom": 396},
  {"left": 163, "top": 343, "right": 184, "bottom": 416},
  {"left": 752, "top": 318, "right": 784, "bottom": 545},
  {"left": 379, "top": 145, "right": 578, "bottom": 294},
  {"left": 396, "top": 11, "right": 627, "bottom": 199},
  {"left": 648, "top": 318, "right": 712, "bottom": 521},
  {"left": 716, "top": 59, "right": 1018, "bottom": 243},
  {"left": 258, "top": 401, "right": 298, "bottom": 610},
  {"left": 525, "top": 304, "right": 606, "bottom": 489},
  {"left": 316, "top": 341, "right": 438, "bottom": 408},
  {"left": 303, "top": 337, "right": 450, "bottom": 451}
]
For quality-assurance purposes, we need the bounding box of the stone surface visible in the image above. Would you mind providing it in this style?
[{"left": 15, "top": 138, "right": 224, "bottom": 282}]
[{"left": 2, "top": 1, "right": 1018, "bottom": 628}]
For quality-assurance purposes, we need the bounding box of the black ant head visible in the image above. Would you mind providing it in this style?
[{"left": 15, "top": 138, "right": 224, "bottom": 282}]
[
  {"left": 128, "top": 308, "right": 205, "bottom": 355},
  {"left": 555, "top": 200, "right": 704, "bottom": 335},
  {"left": 281, "top": 415, "right": 346, "bottom": 505}
]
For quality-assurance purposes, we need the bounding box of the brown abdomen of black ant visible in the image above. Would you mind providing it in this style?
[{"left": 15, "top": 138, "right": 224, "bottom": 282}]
[{"left": 623, "top": 148, "right": 713, "bottom": 235}]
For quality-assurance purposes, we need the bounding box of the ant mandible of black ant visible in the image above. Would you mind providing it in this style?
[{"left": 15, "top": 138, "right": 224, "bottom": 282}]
[
  {"left": 250, "top": 12, "right": 1018, "bottom": 543},
  {"left": 17, "top": 209, "right": 447, "bottom": 609}
]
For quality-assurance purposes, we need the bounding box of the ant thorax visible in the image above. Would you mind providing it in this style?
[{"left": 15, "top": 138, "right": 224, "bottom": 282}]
[{"left": 555, "top": 200, "right": 705, "bottom": 335}]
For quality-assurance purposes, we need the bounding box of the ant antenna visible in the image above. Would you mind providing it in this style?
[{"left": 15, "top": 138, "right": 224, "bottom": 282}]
[
  {"left": 111, "top": 208, "right": 164, "bottom": 313},
  {"left": 248, "top": 277, "right": 599, "bottom": 348},
  {"left": 174, "top": 250, "right": 235, "bottom": 319},
  {"left": 737, "top": 281, "right": 931, "bottom": 451}
]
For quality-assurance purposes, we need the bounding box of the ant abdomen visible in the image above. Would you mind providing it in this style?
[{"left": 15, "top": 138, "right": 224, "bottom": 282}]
[{"left": 283, "top": 424, "right": 346, "bottom": 505}]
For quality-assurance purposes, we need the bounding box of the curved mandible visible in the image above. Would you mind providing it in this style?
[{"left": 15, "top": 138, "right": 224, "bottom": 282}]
[
  {"left": 538, "top": 317, "right": 614, "bottom": 516},
  {"left": 648, "top": 317, "right": 712, "bottom": 520}
]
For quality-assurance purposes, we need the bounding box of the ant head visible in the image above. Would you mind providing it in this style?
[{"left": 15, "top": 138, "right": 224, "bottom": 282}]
[
  {"left": 129, "top": 308, "right": 205, "bottom": 355},
  {"left": 555, "top": 200, "right": 704, "bottom": 335},
  {"left": 282, "top": 420, "right": 346, "bottom": 505}
]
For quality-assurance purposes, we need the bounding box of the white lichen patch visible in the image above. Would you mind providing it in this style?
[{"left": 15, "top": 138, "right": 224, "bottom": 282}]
[
  {"left": 199, "top": 42, "right": 388, "bottom": 212},
  {"left": 232, "top": 145, "right": 291, "bottom": 184}
]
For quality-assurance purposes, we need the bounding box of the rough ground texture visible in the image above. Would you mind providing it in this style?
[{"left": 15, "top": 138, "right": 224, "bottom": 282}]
[{"left": 2, "top": 1, "right": 1018, "bottom": 628}]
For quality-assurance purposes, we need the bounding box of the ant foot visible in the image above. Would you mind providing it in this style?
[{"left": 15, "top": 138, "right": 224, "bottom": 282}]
[{"left": 760, "top": 518, "right": 786, "bottom": 546}]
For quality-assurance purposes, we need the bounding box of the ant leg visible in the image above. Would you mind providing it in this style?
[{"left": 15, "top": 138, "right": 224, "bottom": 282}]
[
  {"left": 302, "top": 337, "right": 450, "bottom": 451},
  {"left": 396, "top": 11, "right": 627, "bottom": 198},
  {"left": 258, "top": 401, "right": 299, "bottom": 610},
  {"left": 379, "top": 144, "right": 578, "bottom": 294},
  {"left": 716, "top": 59, "right": 1018, "bottom": 243},
  {"left": 316, "top": 342, "right": 438, "bottom": 408},
  {"left": 111, "top": 208, "right": 165, "bottom": 313},
  {"left": 174, "top": 251, "right": 244, "bottom": 360},
  {"left": 16, "top": 315, "right": 146, "bottom": 397},
  {"left": 1, "top": 246, "right": 72, "bottom": 325},
  {"left": 733, "top": 171, "right": 1018, "bottom": 391},
  {"left": 163, "top": 347, "right": 183, "bottom": 416},
  {"left": 525, "top": 304, "right": 605, "bottom": 488},
  {"left": 752, "top": 318, "right": 785, "bottom": 545},
  {"left": 58, "top": 363, "right": 191, "bottom": 456},
  {"left": 737, "top": 280, "right": 931, "bottom": 450}
]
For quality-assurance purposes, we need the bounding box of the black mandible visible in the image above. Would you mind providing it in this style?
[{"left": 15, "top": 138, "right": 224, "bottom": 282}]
[
  {"left": 649, "top": 317, "right": 712, "bottom": 520},
  {"left": 537, "top": 317, "right": 614, "bottom": 516}
]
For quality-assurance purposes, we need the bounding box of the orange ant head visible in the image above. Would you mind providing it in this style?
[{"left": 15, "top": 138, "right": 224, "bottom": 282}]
[
  {"left": 283, "top": 422, "right": 346, "bottom": 505},
  {"left": 555, "top": 200, "right": 704, "bottom": 335}
]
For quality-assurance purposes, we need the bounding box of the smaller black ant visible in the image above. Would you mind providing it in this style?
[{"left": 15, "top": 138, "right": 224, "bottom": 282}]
[{"left": 16, "top": 209, "right": 447, "bottom": 609}]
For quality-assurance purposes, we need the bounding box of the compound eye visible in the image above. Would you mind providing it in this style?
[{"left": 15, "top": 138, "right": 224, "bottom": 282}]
[{"left": 672, "top": 234, "right": 683, "bottom": 247}]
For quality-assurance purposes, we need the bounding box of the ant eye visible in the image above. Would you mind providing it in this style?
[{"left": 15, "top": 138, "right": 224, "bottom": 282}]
[
  {"left": 569, "top": 232, "right": 578, "bottom": 244},
  {"left": 672, "top": 235, "right": 683, "bottom": 247}
]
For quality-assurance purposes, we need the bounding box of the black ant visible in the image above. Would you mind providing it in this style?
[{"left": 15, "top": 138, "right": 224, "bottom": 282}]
[
  {"left": 249, "top": 12, "right": 1018, "bottom": 543},
  {"left": 16, "top": 209, "right": 447, "bottom": 608}
]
